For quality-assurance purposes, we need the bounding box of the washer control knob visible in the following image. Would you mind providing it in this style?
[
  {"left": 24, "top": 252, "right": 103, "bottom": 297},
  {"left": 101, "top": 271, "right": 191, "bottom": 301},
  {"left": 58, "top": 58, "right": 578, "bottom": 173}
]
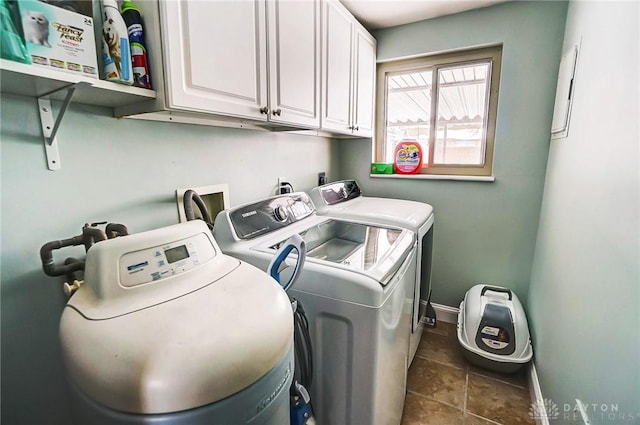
[{"left": 274, "top": 206, "right": 288, "bottom": 222}]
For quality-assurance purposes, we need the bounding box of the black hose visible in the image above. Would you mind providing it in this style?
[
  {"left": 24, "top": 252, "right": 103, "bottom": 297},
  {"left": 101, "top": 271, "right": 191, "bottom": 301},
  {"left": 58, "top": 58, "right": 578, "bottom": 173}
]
[
  {"left": 82, "top": 226, "right": 107, "bottom": 252},
  {"left": 40, "top": 236, "right": 85, "bottom": 277},
  {"left": 63, "top": 257, "right": 85, "bottom": 282},
  {"left": 293, "top": 299, "right": 313, "bottom": 388},
  {"left": 105, "top": 223, "right": 129, "bottom": 239},
  {"left": 183, "top": 190, "right": 213, "bottom": 230},
  {"left": 41, "top": 222, "right": 127, "bottom": 279}
]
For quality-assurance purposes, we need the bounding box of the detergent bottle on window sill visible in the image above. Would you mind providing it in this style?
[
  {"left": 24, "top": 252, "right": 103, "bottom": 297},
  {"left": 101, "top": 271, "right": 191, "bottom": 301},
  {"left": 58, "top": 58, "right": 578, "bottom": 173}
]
[{"left": 394, "top": 140, "right": 423, "bottom": 174}]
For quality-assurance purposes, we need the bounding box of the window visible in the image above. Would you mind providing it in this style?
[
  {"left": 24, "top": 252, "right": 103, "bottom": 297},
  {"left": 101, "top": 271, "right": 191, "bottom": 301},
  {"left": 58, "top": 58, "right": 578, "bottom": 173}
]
[{"left": 375, "top": 46, "right": 502, "bottom": 177}]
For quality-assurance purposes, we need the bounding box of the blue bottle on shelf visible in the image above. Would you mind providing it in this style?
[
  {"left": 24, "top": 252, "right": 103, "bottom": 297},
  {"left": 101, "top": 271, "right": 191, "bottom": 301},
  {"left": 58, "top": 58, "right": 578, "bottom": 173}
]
[{"left": 120, "top": 0, "right": 151, "bottom": 89}]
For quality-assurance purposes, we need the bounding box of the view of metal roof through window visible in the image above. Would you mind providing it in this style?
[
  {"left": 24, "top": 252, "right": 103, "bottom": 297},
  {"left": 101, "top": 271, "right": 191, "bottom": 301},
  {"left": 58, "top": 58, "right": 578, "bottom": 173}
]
[
  {"left": 387, "top": 70, "right": 433, "bottom": 124},
  {"left": 386, "top": 63, "right": 490, "bottom": 125},
  {"left": 384, "top": 62, "right": 492, "bottom": 166}
]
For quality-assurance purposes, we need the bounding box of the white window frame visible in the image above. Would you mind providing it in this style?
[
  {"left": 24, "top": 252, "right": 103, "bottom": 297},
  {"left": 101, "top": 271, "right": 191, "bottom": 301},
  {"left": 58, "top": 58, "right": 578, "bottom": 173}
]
[{"left": 375, "top": 45, "right": 502, "bottom": 177}]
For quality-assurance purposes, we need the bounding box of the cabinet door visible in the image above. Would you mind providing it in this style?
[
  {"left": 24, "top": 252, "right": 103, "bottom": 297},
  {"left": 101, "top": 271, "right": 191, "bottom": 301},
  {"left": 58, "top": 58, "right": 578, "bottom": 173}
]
[
  {"left": 352, "top": 26, "right": 376, "bottom": 137},
  {"left": 268, "top": 0, "right": 320, "bottom": 128},
  {"left": 321, "top": 0, "right": 354, "bottom": 134},
  {"left": 160, "top": 1, "right": 268, "bottom": 120}
]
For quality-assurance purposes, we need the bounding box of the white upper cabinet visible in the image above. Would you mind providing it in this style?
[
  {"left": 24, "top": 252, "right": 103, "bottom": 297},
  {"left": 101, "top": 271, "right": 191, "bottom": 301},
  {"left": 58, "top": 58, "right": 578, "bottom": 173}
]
[
  {"left": 132, "top": 0, "right": 320, "bottom": 128},
  {"left": 267, "top": 0, "right": 321, "bottom": 127},
  {"left": 160, "top": 1, "right": 268, "bottom": 120},
  {"left": 113, "top": 0, "right": 372, "bottom": 134},
  {"left": 321, "top": 0, "right": 376, "bottom": 137},
  {"left": 352, "top": 27, "right": 376, "bottom": 136},
  {"left": 321, "top": 1, "right": 353, "bottom": 133}
]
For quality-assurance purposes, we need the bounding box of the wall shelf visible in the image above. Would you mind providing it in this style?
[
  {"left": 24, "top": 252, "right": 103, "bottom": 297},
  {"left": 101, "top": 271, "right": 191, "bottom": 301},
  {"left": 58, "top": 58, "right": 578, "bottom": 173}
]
[
  {"left": 0, "top": 59, "right": 156, "bottom": 107},
  {"left": 1, "top": 59, "right": 157, "bottom": 170}
]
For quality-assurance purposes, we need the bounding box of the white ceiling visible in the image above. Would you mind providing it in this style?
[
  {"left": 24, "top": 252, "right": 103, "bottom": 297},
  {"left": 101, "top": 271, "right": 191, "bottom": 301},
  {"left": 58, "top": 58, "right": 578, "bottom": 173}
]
[{"left": 339, "top": 0, "right": 510, "bottom": 30}]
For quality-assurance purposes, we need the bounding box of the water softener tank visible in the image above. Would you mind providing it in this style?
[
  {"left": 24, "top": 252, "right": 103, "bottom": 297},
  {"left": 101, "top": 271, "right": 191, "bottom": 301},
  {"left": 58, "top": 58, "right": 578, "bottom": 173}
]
[{"left": 59, "top": 221, "right": 294, "bottom": 425}]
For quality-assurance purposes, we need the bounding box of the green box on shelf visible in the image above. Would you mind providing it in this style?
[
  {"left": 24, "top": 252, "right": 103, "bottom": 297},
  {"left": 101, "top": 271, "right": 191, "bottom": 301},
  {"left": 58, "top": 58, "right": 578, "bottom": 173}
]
[{"left": 370, "top": 163, "right": 394, "bottom": 174}]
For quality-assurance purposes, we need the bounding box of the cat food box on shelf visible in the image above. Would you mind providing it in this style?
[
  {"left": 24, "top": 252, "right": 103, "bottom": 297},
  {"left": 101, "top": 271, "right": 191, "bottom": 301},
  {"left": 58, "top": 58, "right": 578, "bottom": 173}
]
[{"left": 19, "top": 0, "right": 98, "bottom": 78}]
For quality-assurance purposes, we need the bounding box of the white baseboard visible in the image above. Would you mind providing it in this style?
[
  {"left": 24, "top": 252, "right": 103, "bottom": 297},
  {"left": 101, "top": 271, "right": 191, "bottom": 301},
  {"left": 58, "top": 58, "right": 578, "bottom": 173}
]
[
  {"left": 432, "top": 303, "right": 459, "bottom": 324},
  {"left": 529, "top": 362, "right": 549, "bottom": 425}
]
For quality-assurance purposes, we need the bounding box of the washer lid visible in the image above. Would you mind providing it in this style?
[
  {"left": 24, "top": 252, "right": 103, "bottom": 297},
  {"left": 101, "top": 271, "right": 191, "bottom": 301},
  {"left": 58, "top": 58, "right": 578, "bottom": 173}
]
[
  {"left": 259, "top": 218, "right": 416, "bottom": 287},
  {"left": 309, "top": 181, "right": 433, "bottom": 232},
  {"left": 317, "top": 196, "right": 433, "bottom": 231},
  {"left": 60, "top": 261, "right": 293, "bottom": 414}
]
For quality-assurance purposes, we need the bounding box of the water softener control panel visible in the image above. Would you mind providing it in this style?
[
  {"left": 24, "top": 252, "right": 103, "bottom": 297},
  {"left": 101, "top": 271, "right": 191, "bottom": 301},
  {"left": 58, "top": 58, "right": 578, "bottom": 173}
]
[{"left": 119, "top": 232, "right": 215, "bottom": 287}]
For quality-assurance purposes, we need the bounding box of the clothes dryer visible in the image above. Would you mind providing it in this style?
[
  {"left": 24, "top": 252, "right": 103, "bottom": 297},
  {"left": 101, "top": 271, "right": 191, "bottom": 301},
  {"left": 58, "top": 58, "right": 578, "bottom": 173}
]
[
  {"left": 214, "top": 192, "right": 417, "bottom": 425},
  {"left": 309, "top": 180, "right": 434, "bottom": 365}
]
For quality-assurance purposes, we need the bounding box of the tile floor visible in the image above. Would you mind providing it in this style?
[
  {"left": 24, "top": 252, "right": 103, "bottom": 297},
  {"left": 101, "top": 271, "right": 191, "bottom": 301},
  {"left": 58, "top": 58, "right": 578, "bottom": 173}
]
[{"left": 401, "top": 321, "right": 535, "bottom": 425}]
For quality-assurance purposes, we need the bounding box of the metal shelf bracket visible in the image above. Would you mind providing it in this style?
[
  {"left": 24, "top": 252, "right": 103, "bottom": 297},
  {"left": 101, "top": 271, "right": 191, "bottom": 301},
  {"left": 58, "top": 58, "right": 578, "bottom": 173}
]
[{"left": 37, "top": 81, "right": 91, "bottom": 170}]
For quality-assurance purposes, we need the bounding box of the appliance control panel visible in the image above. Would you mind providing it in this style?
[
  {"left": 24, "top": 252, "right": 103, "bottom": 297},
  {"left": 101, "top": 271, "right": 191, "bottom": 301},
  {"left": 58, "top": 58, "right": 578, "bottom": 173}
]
[
  {"left": 229, "top": 192, "right": 315, "bottom": 240},
  {"left": 119, "top": 232, "right": 215, "bottom": 287},
  {"left": 319, "top": 180, "right": 362, "bottom": 205}
]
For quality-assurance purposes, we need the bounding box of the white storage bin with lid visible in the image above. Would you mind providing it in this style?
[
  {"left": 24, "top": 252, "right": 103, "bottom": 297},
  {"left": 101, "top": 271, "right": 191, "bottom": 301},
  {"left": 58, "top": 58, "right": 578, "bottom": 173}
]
[{"left": 457, "top": 284, "right": 533, "bottom": 373}]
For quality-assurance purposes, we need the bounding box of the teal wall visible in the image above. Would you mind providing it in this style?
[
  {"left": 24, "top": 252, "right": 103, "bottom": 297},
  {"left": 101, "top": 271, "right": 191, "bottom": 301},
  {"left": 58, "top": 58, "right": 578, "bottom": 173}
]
[
  {"left": 0, "top": 94, "right": 337, "bottom": 424},
  {"left": 5, "top": 1, "right": 637, "bottom": 424},
  {"left": 338, "top": 1, "right": 568, "bottom": 307},
  {"left": 528, "top": 1, "right": 639, "bottom": 422}
]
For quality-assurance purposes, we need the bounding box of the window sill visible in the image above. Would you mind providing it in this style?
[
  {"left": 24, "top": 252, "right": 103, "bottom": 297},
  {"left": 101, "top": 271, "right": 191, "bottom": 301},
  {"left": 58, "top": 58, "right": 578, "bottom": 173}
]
[{"left": 369, "top": 173, "right": 496, "bottom": 182}]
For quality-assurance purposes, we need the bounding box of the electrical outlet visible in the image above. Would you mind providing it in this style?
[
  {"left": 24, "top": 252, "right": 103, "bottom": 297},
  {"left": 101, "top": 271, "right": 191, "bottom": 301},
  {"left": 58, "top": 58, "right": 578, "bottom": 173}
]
[
  {"left": 574, "top": 399, "right": 591, "bottom": 425},
  {"left": 277, "top": 177, "right": 293, "bottom": 194},
  {"left": 318, "top": 172, "right": 327, "bottom": 186}
]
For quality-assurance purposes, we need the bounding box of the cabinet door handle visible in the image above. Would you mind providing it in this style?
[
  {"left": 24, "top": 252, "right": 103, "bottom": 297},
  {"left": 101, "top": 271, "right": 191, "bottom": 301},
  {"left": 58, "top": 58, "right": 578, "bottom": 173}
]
[
  {"left": 272, "top": 108, "right": 282, "bottom": 116},
  {"left": 260, "top": 106, "right": 270, "bottom": 114},
  {"left": 354, "top": 126, "right": 359, "bottom": 131}
]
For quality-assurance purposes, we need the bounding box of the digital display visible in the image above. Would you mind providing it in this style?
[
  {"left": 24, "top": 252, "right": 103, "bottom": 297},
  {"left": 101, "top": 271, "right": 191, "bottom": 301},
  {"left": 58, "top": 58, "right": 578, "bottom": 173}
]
[{"left": 164, "top": 245, "right": 190, "bottom": 264}]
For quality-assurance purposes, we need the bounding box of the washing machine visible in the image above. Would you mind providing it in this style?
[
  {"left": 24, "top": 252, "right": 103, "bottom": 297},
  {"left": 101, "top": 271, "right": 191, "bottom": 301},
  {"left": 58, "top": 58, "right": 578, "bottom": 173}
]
[
  {"left": 213, "top": 192, "right": 417, "bottom": 425},
  {"left": 309, "top": 179, "right": 434, "bottom": 366},
  {"left": 59, "top": 220, "right": 294, "bottom": 425}
]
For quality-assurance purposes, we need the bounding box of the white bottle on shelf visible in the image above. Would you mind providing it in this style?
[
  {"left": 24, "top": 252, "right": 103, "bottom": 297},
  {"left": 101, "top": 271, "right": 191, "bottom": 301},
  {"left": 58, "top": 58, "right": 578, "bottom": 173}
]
[{"left": 101, "top": 0, "right": 133, "bottom": 85}]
